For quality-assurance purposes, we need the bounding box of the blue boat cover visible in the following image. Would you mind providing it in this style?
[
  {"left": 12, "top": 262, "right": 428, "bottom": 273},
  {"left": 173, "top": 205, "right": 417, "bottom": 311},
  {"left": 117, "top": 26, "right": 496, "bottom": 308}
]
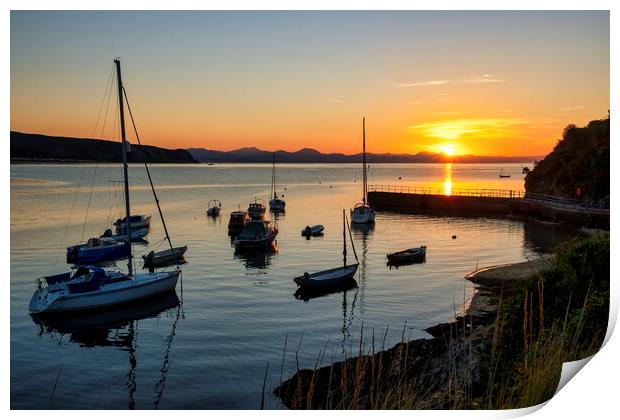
[
  {"left": 68, "top": 266, "right": 108, "bottom": 294},
  {"left": 44, "top": 272, "right": 71, "bottom": 285}
]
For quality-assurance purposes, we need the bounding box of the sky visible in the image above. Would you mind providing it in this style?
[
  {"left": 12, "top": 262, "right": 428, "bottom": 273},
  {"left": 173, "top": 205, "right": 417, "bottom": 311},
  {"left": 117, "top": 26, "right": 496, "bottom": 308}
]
[{"left": 10, "top": 11, "right": 609, "bottom": 156}]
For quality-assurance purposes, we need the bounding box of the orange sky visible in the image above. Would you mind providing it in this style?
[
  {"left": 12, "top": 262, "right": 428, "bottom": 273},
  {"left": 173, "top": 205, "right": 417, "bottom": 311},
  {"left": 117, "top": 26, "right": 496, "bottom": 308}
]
[{"left": 11, "top": 11, "right": 609, "bottom": 156}]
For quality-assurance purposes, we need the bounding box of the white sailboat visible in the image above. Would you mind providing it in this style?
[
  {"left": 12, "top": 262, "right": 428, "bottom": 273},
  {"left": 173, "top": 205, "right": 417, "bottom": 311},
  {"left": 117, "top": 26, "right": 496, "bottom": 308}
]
[
  {"left": 269, "top": 152, "right": 286, "bottom": 212},
  {"left": 350, "top": 117, "right": 376, "bottom": 224},
  {"left": 29, "top": 58, "right": 180, "bottom": 314}
]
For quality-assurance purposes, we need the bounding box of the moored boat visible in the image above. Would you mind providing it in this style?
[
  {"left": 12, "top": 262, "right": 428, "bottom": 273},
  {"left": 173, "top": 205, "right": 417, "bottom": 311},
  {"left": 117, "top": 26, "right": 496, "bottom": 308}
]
[
  {"left": 234, "top": 219, "right": 278, "bottom": 249},
  {"left": 269, "top": 152, "right": 286, "bottom": 212},
  {"left": 30, "top": 58, "right": 182, "bottom": 314},
  {"left": 114, "top": 215, "right": 151, "bottom": 230},
  {"left": 301, "top": 225, "right": 324, "bottom": 237},
  {"left": 101, "top": 227, "right": 149, "bottom": 242},
  {"left": 248, "top": 200, "right": 266, "bottom": 220},
  {"left": 66, "top": 237, "right": 130, "bottom": 265},
  {"left": 207, "top": 199, "right": 222, "bottom": 217},
  {"left": 29, "top": 265, "right": 179, "bottom": 314},
  {"left": 350, "top": 117, "right": 376, "bottom": 224},
  {"left": 142, "top": 246, "right": 188, "bottom": 269},
  {"left": 387, "top": 245, "right": 427, "bottom": 266},
  {"left": 293, "top": 210, "right": 358, "bottom": 289},
  {"left": 228, "top": 210, "right": 250, "bottom": 234}
]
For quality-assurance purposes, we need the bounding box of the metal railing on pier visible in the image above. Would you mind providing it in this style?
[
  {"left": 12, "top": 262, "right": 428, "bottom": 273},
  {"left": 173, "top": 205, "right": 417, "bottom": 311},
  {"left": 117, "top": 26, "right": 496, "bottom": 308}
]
[
  {"left": 368, "top": 184, "right": 525, "bottom": 199},
  {"left": 368, "top": 185, "right": 610, "bottom": 214}
]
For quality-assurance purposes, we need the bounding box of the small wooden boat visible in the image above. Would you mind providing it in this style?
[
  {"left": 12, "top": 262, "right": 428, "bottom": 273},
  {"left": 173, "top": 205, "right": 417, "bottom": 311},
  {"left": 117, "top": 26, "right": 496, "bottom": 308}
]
[
  {"left": 114, "top": 215, "right": 151, "bottom": 230},
  {"left": 248, "top": 200, "right": 266, "bottom": 220},
  {"left": 234, "top": 220, "right": 278, "bottom": 249},
  {"left": 301, "top": 225, "right": 324, "bottom": 237},
  {"left": 228, "top": 210, "right": 250, "bottom": 234},
  {"left": 293, "top": 210, "right": 358, "bottom": 288},
  {"left": 294, "top": 264, "right": 358, "bottom": 288},
  {"left": 387, "top": 246, "right": 427, "bottom": 266},
  {"left": 142, "top": 246, "right": 188, "bottom": 269},
  {"left": 207, "top": 199, "right": 222, "bottom": 217},
  {"left": 67, "top": 237, "right": 130, "bottom": 265}
]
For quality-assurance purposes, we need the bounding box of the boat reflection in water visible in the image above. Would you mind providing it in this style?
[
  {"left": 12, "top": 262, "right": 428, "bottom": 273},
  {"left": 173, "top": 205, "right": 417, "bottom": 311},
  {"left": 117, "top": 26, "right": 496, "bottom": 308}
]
[
  {"left": 233, "top": 242, "right": 278, "bottom": 270},
  {"left": 294, "top": 278, "right": 358, "bottom": 302},
  {"left": 31, "top": 291, "right": 182, "bottom": 409}
]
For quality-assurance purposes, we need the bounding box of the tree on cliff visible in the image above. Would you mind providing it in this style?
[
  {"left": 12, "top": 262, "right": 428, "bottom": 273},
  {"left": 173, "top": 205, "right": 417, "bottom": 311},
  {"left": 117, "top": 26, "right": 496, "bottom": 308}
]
[{"left": 524, "top": 115, "right": 609, "bottom": 202}]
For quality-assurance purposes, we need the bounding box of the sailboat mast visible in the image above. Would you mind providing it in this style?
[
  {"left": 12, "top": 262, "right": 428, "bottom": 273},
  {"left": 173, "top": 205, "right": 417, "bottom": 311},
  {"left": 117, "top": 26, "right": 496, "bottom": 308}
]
[
  {"left": 115, "top": 58, "right": 133, "bottom": 276},
  {"left": 272, "top": 152, "right": 276, "bottom": 199},
  {"left": 362, "top": 117, "right": 367, "bottom": 204},
  {"left": 342, "top": 209, "right": 347, "bottom": 268}
]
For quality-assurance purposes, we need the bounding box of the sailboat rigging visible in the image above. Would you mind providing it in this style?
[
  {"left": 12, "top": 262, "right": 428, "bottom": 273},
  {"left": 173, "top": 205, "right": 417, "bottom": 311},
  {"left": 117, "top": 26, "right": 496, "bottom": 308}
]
[
  {"left": 350, "top": 117, "right": 376, "bottom": 224},
  {"left": 29, "top": 58, "right": 181, "bottom": 314},
  {"left": 269, "top": 152, "right": 286, "bottom": 212}
]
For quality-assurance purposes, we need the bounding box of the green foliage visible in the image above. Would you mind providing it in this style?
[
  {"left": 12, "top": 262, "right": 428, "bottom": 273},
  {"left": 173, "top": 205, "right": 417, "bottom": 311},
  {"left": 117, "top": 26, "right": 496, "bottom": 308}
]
[
  {"left": 524, "top": 117, "right": 609, "bottom": 201},
  {"left": 489, "top": 234, "right": 610, "bottom": 407}
]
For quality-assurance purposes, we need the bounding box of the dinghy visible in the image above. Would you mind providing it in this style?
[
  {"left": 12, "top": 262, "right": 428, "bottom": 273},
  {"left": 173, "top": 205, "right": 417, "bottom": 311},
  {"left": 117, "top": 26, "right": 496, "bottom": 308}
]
[
  {"left": 301, "top": 225, "right": 324, "bottom": 237},
  {"left": 387, "top": 246, "right": 427, "bottom": 266},
  {"left": 30, "top": 59, "right": 182, "bottom": 314},
  {"left": 294, "top": 210, "right": 358, "bottom": 288},
  {"left": 350, "top": 118, "right": 376, "bottom": 224},
  {"left": 142, "top": 246, "right": 188, "bottom": 269},
  {"left": 207, "top": 199, "right": 222, "bottom": 217}
]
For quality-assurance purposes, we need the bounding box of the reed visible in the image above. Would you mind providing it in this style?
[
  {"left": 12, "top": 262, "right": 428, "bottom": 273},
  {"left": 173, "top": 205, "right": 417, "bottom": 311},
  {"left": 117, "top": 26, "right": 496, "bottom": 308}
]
[{"left": 273, "top": 234, "right": 609, "bottom": 410}]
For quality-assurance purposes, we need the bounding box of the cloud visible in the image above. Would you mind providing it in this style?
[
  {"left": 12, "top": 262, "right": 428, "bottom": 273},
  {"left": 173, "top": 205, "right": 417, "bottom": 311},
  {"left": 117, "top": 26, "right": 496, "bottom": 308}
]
[
  {"left": 329, "top": 98, "right": 344, "bottom": 103},
  {"left": 435, "top": 93, "right": 449, "bottom": 96},
  {"left": 410, "top": 101, "right": 423, "bottom": 105},
  {"left": 394, "top": 80, "right": 449, "bottom": 88},
  {"left": 409, "top": 118, "right": 525, "bottom": 141},
  {"left": 395, "top": 74, "right": 506, "bottom": 88},
  {"left": 559, "top": 105, "right": 584, "bottom": 111},
  {"left": 435, "top": 111, "right": 459, "bottom": 115},
  {"left": 462, "top": 74, "right": 506, "bottom": 84}
]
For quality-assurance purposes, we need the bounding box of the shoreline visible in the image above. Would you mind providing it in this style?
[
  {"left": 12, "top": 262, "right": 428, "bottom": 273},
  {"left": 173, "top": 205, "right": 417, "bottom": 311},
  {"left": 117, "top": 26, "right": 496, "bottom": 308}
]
[{"left": 274, "top": 257, "right": 551, "bottom": 409}]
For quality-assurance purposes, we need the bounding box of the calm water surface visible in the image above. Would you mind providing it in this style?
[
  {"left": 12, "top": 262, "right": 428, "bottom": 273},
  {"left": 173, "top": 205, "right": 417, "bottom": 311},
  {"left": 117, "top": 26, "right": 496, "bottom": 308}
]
[{"left": 11, "top": 163, "right": 578, "bottom": 409}]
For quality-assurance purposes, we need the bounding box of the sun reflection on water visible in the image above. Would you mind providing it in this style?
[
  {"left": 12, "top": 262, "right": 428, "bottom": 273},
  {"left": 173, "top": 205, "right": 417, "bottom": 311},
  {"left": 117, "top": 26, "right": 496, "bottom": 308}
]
[{"left": 443, "top": 163, "right": 452, "bottom": 196}]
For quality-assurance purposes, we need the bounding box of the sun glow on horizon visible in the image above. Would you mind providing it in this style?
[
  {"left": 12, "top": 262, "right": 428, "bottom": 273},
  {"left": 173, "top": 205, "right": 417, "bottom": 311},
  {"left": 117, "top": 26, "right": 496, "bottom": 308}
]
[{"left": 439, "top": 144, "right": 455, "bottom": 156}]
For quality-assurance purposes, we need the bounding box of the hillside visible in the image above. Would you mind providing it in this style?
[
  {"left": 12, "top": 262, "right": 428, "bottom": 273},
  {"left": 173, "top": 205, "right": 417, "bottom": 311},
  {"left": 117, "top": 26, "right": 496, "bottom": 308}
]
[
  {"left": 524, "top": 116, "right": 610, "bottom": 201},
  {"left": 10, "top": 132, "right": 198, "bottom": 164},
  {"left": 187, "top": 147, "right": 537, "bottom": 164}
]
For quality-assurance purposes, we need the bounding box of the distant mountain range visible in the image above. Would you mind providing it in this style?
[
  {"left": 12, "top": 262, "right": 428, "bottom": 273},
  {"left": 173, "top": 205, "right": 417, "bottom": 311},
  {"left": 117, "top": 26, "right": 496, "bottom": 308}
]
[
  {"left": 9, "top": 131, "right": 539, "bottom": 164},
  {"left": 10, "top": 132, "right": 198, "bottom": 163},
  {"left": 188, "top": 147, "right": 539, "bottom": 164}
]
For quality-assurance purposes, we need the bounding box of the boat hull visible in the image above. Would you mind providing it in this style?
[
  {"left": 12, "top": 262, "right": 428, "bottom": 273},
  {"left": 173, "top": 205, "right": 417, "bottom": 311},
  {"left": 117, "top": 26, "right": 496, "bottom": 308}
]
[
  {"left": 387, "top": 246, "right": 427, "bottom": 266},
  {"left": 29, "top": 270, "right": 180, "bottom": 314},
  {"left": 350, "top": 207, "right": 376, "bottom": 224},
  {"left": 114, "top": 216, "right": 151, "bottom": 230},
  {"left": 301, "top": 225, "right": 324, "bottom": 236},
  {"left": 293, "top": 264, "right": 359, "bottom": 288},
  {"left": 234, "top": 234, "right": 277, "bottom": 249},
  {"left": 269, "top": 198, "right": 286, "bottom": 212},
  {"left": 67, "top": 242, "right": 130, "bottom": 265}
]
